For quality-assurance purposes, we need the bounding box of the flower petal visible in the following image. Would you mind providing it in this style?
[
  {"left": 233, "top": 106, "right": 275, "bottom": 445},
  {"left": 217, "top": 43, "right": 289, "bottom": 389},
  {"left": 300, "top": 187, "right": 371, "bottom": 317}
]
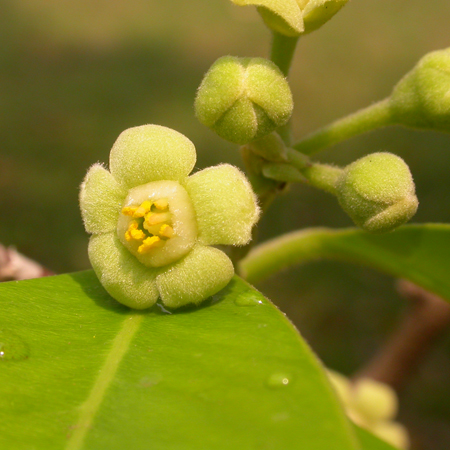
[
  {"left": 245, "top": 58, "right": 293, "bottom": 125},
  {"left": 79, "top": 163, "right": 127, "bottom": 234},
  {"left": 109, "top": 125, "right": 196, "bottom": 189},
  {"left": 89, "top": 232, "right": 160, "bottom": 309},
  {"left": 185, "top": 164, "right": 260, "bottom": 246},
  {"left": 194, "top": 56, "right": 245, "bottom": 127},
  {"left": 156, "top": 245, "right": 234, "bottom": 308}
]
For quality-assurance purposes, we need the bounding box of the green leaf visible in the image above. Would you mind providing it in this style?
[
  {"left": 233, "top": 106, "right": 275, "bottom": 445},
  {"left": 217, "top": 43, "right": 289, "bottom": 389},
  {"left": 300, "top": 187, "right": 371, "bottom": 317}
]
[
  {"left": 0, "top": 271, "right": 359, "bottom": 450},
  {"left": 240, "top": 224, "right": 450, "bottom": 303},
  {"left": 355, "top": 426, "right": 400, "bottom": 450}
]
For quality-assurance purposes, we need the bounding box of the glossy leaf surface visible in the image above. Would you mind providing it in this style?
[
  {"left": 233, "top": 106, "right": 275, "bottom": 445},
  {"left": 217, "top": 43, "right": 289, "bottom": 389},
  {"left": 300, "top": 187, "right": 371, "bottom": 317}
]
[{"left": 0, "top": 271, "right": 359, "bottom": 450}]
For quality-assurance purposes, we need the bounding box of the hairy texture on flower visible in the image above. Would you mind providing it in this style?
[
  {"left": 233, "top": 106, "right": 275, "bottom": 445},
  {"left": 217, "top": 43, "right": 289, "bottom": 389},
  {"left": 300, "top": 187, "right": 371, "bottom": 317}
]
[
  {"left": 390, "top": 47, "right": 450, "bottom": 133},
  {"left": 328, "top": 371, "right": 409, "bottom": 449},
  {"left": 156, "top": 246, "right": 234, "bottom": 309},
  {"left": 186, "top": 165, "right": 260, "bottom": 245},
  {"left": 336, "top": 153, "right": 418, "bottom": 233},
  {"left": 195, "top": 56, "right": 293, "bottom": 144},
  {"left": 110, "top": 125, "right": 196, "bottom": 189},
  {"left": 80, "top": 164, "right": 127, "bottom": 234},
  {"left": 80, "top": 124, "right": 260, "bottom": 309}
]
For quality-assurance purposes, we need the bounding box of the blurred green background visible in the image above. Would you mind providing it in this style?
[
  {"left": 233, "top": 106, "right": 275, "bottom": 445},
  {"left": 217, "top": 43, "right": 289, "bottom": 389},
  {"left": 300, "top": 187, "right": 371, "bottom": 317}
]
[{"left": 1, "top": 0, "right": 449, "bottom": 448}]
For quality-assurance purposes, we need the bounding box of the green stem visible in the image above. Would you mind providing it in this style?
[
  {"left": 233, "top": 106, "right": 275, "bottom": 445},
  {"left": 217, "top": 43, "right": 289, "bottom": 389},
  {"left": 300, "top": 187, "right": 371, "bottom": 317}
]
[
  {"left": 262, "top": 162, "right": 308, "bottom": 183},
  {"left": 286, "top": 148, "right": 342, "bottom": 195},
  {"left": 302, "top": 164, "right": 342, "bottom": 195},
  {"left": 270, "top": 32, "right": 299, "bottom": 145},
  {"left": 239, "top": 227, "right": 341, "bottom": 284},
  {"left": 292, "top": 98, "right": 393, "bottom": 155},
  {"left": 270, "top": 31, "right": 299, "bottom": 77}
]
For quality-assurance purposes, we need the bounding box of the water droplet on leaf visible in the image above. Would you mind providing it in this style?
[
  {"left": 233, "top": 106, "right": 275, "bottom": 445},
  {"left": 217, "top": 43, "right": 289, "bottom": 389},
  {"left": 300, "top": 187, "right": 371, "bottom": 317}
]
[
  {"left": 266, "top": 373, "right": 291, "bottom": 388},
  {"left": 0, "top": 329, "right": 29, "bottom": 361},
  {"left": 234, "top": 293, "right": 263, "bottom": 306}
]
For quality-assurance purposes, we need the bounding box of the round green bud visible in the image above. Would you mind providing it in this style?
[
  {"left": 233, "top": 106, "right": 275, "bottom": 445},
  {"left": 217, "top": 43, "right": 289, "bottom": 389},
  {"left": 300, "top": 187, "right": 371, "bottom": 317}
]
[
  {"left": 195, "top": 56, "right": 293, "bottom": 144},
  {"left": 301, "top": 0, "right": 349, "bottom": 34},
  {"left": 390, "top": 47, "right": 450, "bottom": 133},
  {"left": 336, "top": 153, "right": 418, "bottom": 233}
]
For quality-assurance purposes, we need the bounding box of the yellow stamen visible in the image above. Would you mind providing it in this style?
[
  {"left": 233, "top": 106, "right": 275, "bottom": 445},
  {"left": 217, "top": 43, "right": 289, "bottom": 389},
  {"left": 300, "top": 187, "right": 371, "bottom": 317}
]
[
  {"left": 145, "top": 212, "right": 171, "bottom": 226},
  {"left": 159, "top": 224, "right": 174, "bottom": 238},
  {"left": 130, "top": 228, "right": 145, "bottom": 240},
  {"left": 122, "top": 206, "right": 138, "bottom": 216},
  {"left": 125, "top": 221, "right": 145, "bottom": 241},
  {"left": 133, "top": 200, "right": 152, "bottom": 218},
  {"left": 138, "top": 236, "right": 163, "bottom": 254},
  {"left": 154, "top": 198, "right": 169, "bottom": 210}
]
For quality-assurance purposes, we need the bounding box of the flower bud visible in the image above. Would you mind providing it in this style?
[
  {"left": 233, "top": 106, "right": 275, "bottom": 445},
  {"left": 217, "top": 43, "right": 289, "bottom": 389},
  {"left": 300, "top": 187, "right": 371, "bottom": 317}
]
[
  {"left": 195, "top": 56, "right": 293, "bottom": 144},
  {"left": 301, "top": 0, "right": 349, "bottom": 34},
  {"left": 231, "top": 0, "right": 304, "bottom": 37},
  {"left": 390, "top": 48, "right": 450, "bottom": 133},
  {"left": 336, "top": 153, "right": 418, "bottom": 233}
]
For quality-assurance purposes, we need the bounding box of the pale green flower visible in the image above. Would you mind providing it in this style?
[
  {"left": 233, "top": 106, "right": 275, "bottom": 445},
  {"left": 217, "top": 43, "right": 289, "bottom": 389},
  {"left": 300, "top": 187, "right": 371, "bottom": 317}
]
[{"left": 80, "top": 125, "right": 260, "bottom": 309}]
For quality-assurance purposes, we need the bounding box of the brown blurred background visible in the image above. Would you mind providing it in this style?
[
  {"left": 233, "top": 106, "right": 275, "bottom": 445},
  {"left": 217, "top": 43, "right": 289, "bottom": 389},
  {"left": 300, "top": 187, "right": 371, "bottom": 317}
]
[{"left": 1, "top": 0, "right": 450, "bottom": 448}]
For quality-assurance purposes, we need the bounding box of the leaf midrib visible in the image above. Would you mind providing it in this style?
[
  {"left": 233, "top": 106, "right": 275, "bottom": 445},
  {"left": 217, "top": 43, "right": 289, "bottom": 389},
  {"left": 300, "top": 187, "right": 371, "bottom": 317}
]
[{"left": 65, "top": 314, "right": 143, "bottom": 450}]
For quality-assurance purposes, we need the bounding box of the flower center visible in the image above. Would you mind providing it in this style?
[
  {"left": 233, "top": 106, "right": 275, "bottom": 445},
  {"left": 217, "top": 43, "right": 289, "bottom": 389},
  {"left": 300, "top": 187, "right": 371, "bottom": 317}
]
[
  {"left": 117, "top": 180, "right": 197, "bottom": 268},
  {"left": 122, "top": 198, "right": 174, "bottom": 254}
]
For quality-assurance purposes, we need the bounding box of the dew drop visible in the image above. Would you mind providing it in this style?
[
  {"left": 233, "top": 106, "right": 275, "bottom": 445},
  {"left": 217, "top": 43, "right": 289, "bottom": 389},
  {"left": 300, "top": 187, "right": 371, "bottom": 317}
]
[
  {"left": 0, "top": 329, "right": 29, "bottom": 361},
  {"left": 234, "top": 293, "right": 263, "bottom": 307},
  {"left": 266, "top": 373, "right": 292, "bottom": 389}
]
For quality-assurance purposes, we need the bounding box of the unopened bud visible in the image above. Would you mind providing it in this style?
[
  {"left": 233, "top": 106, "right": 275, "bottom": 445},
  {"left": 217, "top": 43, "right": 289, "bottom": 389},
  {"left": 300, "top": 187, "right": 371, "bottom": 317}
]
[
  {"left": 390, "top": 47, "right": 450, "bottom": 133},
  {"left": 195, "top": 56, "right": 293, "bottom": 144},
  {"left": 336, "top": 153, "right": 418, "bottom": 233}
]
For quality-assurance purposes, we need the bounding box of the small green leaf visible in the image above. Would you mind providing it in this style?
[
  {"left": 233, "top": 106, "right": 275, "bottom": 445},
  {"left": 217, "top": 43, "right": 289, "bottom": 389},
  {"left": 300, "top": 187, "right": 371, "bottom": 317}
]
[
  {"left": 240, "top": 224, "right": 450, "bottom": 303},
  {"left": 0, "top": 271, "right": 359, "bottom": 450}
]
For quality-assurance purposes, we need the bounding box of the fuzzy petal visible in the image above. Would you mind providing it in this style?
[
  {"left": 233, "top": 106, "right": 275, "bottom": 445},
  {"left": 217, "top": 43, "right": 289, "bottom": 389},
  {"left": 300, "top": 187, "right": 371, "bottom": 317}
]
[
  {"left": 89, "top": 232, "right": 160, "bottom": 309},
  {"left": 194, "top": 56, "right": 245, "bottom": 128},
  {"left": 80, "top": 164, "right": 127, "bottom": 234},
  {"left": 109, "top": 125, "right": 197, "bottom": 189},
  {"left": 245, "top": 58, "right": 293, "bottom": 126},
  {"left": 185, "top": 164, "right": 260, "bottom": 246},
  {"left": 156, "top": 245, "right": 234, "bottom": 308}
]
